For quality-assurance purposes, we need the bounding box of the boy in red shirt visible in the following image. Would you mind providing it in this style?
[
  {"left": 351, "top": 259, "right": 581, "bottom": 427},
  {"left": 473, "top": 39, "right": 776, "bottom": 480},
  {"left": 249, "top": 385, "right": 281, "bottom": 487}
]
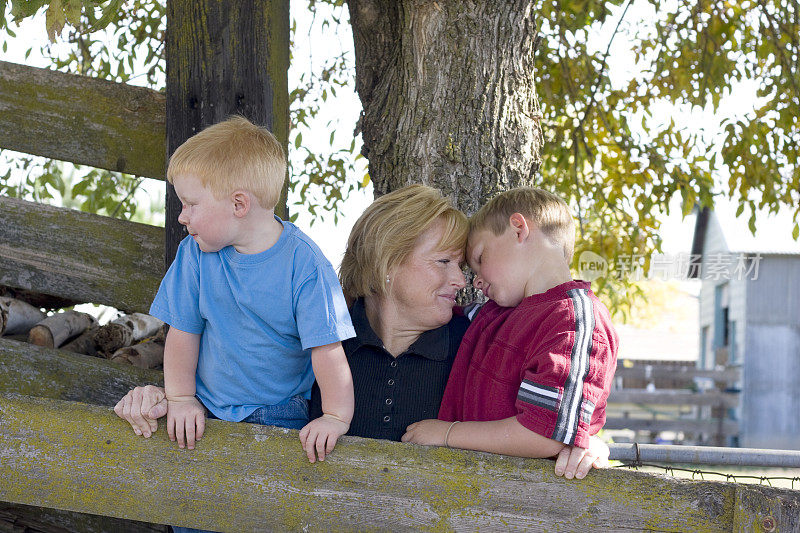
[{"left": 403, "top": 187, "right": 618, "bottom": 478}]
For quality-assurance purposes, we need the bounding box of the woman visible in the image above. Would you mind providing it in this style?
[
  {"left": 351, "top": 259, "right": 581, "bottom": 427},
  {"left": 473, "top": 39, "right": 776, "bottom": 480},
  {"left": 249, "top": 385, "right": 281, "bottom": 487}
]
[{"left": 116, "top": 185, "right": 606, "bottom": 478}]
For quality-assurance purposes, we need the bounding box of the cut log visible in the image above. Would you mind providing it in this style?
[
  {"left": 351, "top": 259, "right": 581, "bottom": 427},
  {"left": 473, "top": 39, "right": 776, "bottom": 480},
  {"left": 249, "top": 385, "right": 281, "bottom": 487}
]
[
  {"left": 0, "top": 297, "right": 45, "bottom": 336},
  {"left": 61, "top": 325, "right": 100, "bottom": 357},
  {"left": 28, "top": 311, "right": 98, "bottom": 349},
  {"left": 94, "top": 313, "right": 165, "bottom": 355},
  {"left": 111, "top": 341, "right": 164, "bottom": 369}
]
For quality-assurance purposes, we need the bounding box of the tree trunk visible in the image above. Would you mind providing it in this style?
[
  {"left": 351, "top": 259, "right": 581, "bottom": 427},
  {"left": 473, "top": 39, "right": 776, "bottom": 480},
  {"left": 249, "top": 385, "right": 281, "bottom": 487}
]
[{"left": 347, "top": 0, "right": 542, "bottom": 214}]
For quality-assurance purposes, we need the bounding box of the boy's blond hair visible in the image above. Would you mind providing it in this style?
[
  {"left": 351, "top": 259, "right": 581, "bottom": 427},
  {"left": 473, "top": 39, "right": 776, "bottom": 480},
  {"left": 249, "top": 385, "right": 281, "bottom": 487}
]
[
  {"left": 167, "top": 116, "right": 286, "bottom": 209},
  {"left": 340, "top": 184, "right": 468, "bottom": 300},
  {"left": 470, "top": 187, "right": 576, "bottom": 263}
]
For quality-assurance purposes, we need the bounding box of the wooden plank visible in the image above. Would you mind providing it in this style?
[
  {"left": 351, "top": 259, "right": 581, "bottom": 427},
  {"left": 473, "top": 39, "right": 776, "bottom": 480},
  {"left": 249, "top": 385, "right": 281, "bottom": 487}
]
[
  {"left": 4, "top": 394, "right": 788, "bottom": 533},
  {"left": 0, "top": 337, "right": 163, "bottom": 405},
  {"left": 0, "top": 502, "right": 167, "bottom": 533},
  {"left": 605, "top": 417, "right": 740, "bottom": 436},
  {"left": 615, "top": 366, "right": 742, "bottom": 384},
  {"left": 0, "top": 338, "right": 166, "bottom": 533},
  {"left": 164, "top": 0, "right": 290, "bottom": 266},
  {"left": 0, "top": 60, "right": 165, "bottom": 179},
  {"left": 0, "top": 196, "right": 162, "bottom": 312},
  {"left": 733, "top": 484, "right": 800, "bottom": 532},
  {"left": 609, "top": 389, "right": 740, "bottom": 408}
]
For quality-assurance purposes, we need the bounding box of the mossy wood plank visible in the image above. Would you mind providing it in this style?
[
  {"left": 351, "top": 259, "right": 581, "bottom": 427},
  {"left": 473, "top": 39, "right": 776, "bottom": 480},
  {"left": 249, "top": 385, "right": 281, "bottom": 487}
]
[
  {"left": 0, "top": 60, "right": 165, "bottom": 179},
  {"left": 5, "top": 396, "right": 796, "bottom": 532},
  {"left": 0, "top": 196, "right": 162, "bottom": 312},
  {"left": 732, "top": 485, "right": 800, "bottom": 532},
  {"left": 0, "top": 338, "right": 163, "bottom": 405}
]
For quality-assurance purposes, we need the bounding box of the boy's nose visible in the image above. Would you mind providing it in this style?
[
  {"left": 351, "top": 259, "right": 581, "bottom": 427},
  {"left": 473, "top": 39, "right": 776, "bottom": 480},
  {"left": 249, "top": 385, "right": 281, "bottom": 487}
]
[
  {"left": 177, "top": 210, "right": 189, "bottom": 226},
  {"left": 473, "top": 275, "right": 484, "bottom": 289}
]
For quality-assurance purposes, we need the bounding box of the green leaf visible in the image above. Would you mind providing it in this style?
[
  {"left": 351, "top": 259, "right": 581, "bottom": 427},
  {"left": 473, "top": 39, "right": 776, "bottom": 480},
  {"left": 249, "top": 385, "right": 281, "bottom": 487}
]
[{"left": 45, "top": 0, "right": 66, "bottom": 42}]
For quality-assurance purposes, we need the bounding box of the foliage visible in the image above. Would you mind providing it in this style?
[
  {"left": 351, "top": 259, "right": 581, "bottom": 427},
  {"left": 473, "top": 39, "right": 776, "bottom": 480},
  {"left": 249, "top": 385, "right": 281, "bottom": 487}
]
[
  {"left": 534, "top": 0, "right": 798, "bottom": 310},
  {"left": 0, "top": 0, "right": 361, "bottom": 224},
  {"left": 1, "top": 0, "right": 798, "bottom": 309}
]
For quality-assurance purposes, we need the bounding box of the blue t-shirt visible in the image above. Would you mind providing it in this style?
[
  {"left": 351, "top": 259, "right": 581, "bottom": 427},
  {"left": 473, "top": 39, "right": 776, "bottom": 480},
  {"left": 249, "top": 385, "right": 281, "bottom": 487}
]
[{"left": 149, "top": 218, "right": 355, "bottom": 422}]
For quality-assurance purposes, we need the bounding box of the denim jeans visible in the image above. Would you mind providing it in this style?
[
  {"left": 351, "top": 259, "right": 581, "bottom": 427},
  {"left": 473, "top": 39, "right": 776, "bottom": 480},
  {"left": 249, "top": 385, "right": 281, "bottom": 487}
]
[{"left": 171, "top": 395, "right": 309, "bottom": 533}]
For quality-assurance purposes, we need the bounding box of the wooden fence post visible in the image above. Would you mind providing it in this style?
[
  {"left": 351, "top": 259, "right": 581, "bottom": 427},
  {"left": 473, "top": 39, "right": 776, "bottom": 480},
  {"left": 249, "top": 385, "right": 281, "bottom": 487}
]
[{"left": 164, "top": 0, "right": 290, "bottom": 267}]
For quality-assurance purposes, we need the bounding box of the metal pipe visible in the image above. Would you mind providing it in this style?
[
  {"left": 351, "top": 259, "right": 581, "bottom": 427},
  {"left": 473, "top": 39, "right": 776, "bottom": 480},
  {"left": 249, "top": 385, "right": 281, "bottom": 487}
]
[{"left": 608, "top": 443, "right": 800, "bottom": 468}]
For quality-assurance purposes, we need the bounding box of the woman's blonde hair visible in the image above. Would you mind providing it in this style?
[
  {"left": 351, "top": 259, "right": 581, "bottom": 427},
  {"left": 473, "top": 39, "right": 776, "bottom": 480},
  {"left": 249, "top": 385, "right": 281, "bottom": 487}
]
[
  {"left": 470, "top": 187, "right": 576, "bottom": 262},
  {"left": 167, "top": 116, "right": 286, "bottom": 209},
  {"left": 340, "top": 184, "right": 468, "bottom": 299}
]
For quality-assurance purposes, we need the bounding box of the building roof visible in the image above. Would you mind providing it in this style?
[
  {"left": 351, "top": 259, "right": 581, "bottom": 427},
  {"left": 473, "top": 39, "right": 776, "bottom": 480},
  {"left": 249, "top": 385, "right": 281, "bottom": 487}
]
[{"left": 692, "top": 198, "right": 800, "bottom": 256}]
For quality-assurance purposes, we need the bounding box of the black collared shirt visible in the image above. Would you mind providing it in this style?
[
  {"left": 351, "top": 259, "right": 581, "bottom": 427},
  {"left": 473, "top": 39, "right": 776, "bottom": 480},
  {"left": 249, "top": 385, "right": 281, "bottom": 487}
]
[{"left": 310, "top": 298, "right": 469, "bottom": 441}]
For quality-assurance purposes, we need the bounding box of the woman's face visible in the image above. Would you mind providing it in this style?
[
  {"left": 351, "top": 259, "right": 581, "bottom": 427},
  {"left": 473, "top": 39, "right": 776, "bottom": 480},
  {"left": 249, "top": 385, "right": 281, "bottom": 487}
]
[{"left": 387, "top": 219, "right": 467, "bottom": 331}]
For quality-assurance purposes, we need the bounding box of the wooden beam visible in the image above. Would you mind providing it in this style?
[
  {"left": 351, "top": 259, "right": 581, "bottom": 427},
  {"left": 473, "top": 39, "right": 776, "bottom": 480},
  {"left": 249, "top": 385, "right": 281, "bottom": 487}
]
[
  {"left": 0, "top": 338, "right": 167, "bottom": 532},
  {"left": 0, "top": 60, "right": 165, "bottom": 180},
  {"left": 164, "top": 0, "right": 290, "bottom": 267},
  {"left": 605, "top": 417, "right": 740, "bottom": 436},
  {"left": 615, "top": 366, "right": 742, "bottom": 384},
  {"left": 4, "top": 394, "right": 799, "bottom": 532},
  {"left": 609, "top": 389, "right": 740, "bottom": 408},
  {"left": 0, "top": 338, "right": 163, "bottom": 405},
  {"left": 0, "top": 196, "right": 162, "bottom": 312}
]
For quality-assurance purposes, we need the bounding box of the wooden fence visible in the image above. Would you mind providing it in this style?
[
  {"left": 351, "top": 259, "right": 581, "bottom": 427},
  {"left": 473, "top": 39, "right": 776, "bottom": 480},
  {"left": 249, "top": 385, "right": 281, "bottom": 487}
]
[
  {"left": 2, "top": 340, "right": 800, "bottom": 532},
  {"left": 2, "top": 9, "right": 800, "bottom": 531},
  {"left": 608, "top": 361, "right": 741, "bottom": 445}
]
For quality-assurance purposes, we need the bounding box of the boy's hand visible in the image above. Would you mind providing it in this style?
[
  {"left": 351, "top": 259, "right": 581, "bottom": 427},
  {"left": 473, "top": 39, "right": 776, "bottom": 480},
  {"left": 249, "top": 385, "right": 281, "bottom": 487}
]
[
  {"left": 401, "top": 419, "right": 450, "bottom": 446},
  {"left": 554, "top": 435, "right": 610, "bottom": 479},
  {"left": 166, "top": 395, "right": 206, "bottom": 450},
  {"left": 299, "top": 414, "right": 349, "bottom": 463}
]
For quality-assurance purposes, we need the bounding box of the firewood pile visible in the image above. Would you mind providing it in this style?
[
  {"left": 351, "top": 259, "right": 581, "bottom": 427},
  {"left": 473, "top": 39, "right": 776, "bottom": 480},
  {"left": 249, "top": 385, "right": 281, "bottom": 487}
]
[{"left": 0, "top": 296, "right": 166, "bottom": 370}]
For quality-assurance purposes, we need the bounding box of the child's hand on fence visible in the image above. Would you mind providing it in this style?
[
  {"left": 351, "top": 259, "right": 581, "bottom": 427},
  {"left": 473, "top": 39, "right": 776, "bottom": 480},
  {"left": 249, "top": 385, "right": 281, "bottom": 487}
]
[
  {"left": 166, "top": 395, "right": 206, "bottom": 450},
  {"left": 554, "top": 435, "right": 610, "bottom": 479},
  {"left": 299, "top": 414, "right": 349, "bottom": 463},
  {"left": 401, "top": 419, "right": 450, "bottom": 446}
]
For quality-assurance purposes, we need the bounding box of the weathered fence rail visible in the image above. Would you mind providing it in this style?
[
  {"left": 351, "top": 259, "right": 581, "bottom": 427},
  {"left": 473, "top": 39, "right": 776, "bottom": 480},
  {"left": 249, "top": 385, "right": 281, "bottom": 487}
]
[
  {"left": 0, "top": 196, "right": 162, "bottom": 312},
  {"left": 0, "top": 60, "right": 165, "bottom": 179},
  {"left": 608, "top": 362, "right": 742, "bottom": 444},
  {"left": 1, "top": 393, "right": 798, "bottom": 532},
  {"left": 1, "top": 339, "right": 799, "bottom": 531}
]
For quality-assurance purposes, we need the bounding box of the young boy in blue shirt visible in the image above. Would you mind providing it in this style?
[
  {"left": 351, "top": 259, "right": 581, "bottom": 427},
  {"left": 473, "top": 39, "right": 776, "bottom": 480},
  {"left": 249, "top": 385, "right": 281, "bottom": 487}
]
[{"left": 148, "top": 116, "right": 355, "bottom": 464}]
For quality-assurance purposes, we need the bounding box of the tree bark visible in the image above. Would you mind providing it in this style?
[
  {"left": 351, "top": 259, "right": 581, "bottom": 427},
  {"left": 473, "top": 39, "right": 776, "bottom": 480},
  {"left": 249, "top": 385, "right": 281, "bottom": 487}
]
[{"left": 347, "top": 0, "right": 543, "bottom": 214}]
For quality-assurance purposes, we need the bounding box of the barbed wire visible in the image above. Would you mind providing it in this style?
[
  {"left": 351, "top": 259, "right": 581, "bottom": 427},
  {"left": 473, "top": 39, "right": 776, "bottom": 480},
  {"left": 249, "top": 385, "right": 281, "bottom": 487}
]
[{"left": 614, "top": 462, "right": 800, "bottom": 489}]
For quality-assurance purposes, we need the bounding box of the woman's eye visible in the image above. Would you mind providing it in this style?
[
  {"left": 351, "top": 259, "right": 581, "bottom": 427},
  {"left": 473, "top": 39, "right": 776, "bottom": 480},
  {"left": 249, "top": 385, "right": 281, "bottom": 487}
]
[{"left": 439, "top": 259, "right": 450, "bottom": 264}]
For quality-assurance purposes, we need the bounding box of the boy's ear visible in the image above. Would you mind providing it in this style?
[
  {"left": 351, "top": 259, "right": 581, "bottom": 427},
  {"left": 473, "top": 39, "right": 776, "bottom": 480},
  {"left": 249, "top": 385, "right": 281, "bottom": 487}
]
[
  {"left": 509, "top": 213, "right": 530, "bottom": 242},
  {"left": 231, "top": 190, "right": 251, "bottom": 218}
]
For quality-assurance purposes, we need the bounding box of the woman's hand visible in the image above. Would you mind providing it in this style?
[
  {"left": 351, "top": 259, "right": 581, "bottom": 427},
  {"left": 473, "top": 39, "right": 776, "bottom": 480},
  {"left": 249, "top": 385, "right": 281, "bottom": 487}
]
[
  {"left": 554, "top": 435, "right": 610, "bottom": 479},
  {"left": 113, "top": 385, "right": 168, "bottom": 438}
]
